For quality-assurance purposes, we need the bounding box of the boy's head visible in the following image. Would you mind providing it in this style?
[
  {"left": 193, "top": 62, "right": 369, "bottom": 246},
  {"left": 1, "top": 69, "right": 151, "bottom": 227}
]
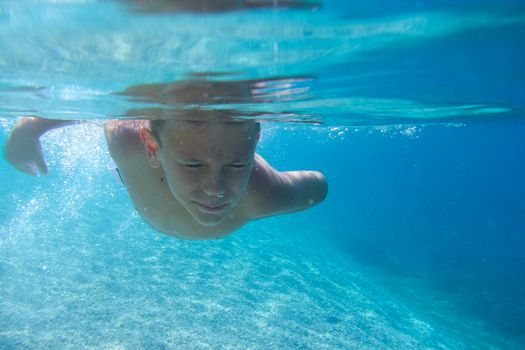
[{"left": 141, "top": 119, "right": 260, "bottom": 227}]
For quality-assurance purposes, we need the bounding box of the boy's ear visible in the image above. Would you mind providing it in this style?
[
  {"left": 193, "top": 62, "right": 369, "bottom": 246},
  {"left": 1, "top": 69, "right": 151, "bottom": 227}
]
[{"left": 139, "top": 127, "right": 160, "bottom": 168}]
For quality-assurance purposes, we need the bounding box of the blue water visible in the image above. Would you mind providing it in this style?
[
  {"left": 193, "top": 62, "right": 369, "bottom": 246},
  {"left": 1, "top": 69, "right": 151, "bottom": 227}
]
[{"left": 1, "top": 1, "right": 525, "bottom": 349}]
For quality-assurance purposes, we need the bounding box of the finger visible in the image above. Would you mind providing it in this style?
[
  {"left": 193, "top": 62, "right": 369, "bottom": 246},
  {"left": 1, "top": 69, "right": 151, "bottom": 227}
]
[
  {"left": 35, "top": 157, "right": 49, "bottom": 176},
  {"left": 17, "top": 163, "right": 38, "bottom": 177}
]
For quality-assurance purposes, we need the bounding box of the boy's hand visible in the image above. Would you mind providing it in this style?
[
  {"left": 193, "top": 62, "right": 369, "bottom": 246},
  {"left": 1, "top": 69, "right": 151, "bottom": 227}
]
[{"left": 3, "top": 117, "right": 49, "bottom": 176}]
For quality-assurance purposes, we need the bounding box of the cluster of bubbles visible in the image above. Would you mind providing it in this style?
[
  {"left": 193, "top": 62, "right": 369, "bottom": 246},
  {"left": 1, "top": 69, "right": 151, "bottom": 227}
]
[{"left": 325, "top": 124, "right": 424, "bottom": 141}]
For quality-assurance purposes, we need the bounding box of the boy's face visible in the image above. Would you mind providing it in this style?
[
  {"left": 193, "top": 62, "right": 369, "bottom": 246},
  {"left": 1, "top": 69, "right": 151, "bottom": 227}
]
[{"left": 155, "top": 120, "right": 259, "bottom": 227}]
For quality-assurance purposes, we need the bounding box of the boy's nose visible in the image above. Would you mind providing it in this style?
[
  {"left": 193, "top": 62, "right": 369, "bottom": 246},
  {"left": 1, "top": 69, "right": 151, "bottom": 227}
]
[{"left": 202, "top": 175, "right": 226, "bottom": 198}]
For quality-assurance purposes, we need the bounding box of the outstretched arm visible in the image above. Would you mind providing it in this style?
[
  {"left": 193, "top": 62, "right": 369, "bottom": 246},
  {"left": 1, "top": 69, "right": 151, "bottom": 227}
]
[
  {"left": 251, "top": 155, "right": 328, "bottom": 218},
  {"left": 3, "top": 116, "right": 76, "bottom": 176}
]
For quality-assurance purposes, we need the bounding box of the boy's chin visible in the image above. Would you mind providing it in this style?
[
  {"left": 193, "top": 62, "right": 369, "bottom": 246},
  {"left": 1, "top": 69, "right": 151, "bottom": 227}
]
[
  {"left": 187, "top": 200, "right": 234, "bottom": 227},
  {"left": 188, "top": 208, "right": 228, "bottom": 227},
  {"left": 193, "top": 214, "right": 227, "bottom": 227}
]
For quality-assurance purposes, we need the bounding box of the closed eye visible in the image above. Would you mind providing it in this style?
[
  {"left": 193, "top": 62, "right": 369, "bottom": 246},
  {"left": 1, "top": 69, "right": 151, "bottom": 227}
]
[
  {"left": 229, "top": 164, "right": 248, "bottom": 169},
  {"left": 182, "top": 163, "right": 203, "bottom": 169}
]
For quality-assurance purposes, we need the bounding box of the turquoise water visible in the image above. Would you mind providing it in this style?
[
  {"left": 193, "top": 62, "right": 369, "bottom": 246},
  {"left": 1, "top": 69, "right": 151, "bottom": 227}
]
[{"left": 1, "top": 1, "right": 525, "bottom": 349}]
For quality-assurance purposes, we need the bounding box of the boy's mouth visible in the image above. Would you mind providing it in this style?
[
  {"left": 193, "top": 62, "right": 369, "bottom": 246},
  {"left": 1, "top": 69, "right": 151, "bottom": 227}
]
[{"left": 194, "top": 202, "right": 229, "bottom": 213}]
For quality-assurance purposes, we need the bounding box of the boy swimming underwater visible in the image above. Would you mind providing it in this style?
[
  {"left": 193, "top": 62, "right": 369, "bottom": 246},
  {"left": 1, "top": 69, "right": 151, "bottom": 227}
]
[{"left": 4, "top": 116, "right": 327, "bottom": 240}]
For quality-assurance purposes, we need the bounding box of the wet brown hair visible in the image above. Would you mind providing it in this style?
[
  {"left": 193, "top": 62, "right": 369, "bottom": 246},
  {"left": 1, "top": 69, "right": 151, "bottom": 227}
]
[
  {"left": 149, "top": 119, "right": 260, "bottom": 147},
  {"left": 149, "top": 119, "right": 166, "bottom": 145}
]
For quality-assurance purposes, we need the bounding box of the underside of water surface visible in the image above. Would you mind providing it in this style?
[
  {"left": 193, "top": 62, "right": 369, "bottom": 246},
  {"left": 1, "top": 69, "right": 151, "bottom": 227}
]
[{"left": 1, "top": 1, "right": 525, "bottom": 349}]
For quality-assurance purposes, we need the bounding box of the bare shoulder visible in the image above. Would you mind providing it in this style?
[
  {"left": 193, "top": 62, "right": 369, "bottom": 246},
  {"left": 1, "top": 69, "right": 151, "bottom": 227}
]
[
  {"left": 104, "top": 120, "right": 147, "bottom": 161},
  {"left": 248, "top": 154, "right": 328, "bottom": 219}
]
